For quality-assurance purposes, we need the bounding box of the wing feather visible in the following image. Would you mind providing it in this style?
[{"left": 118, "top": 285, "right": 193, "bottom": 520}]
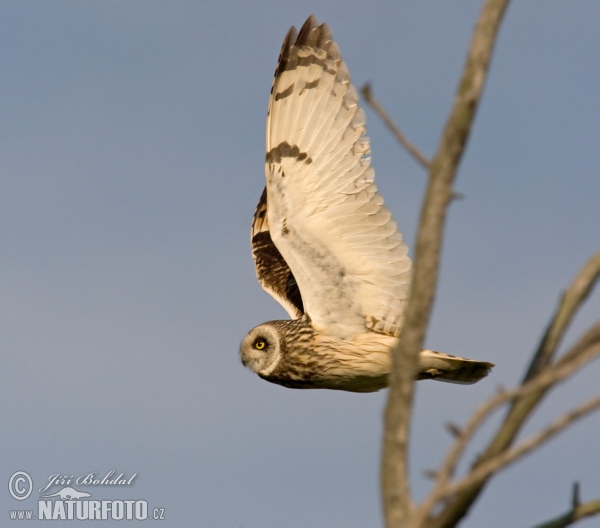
[
  {"left": 263, "top": 15, "right": 412, "bottom": 338},
  {"left": 251, "top": 187, "right": 304, "bottom": 319}
]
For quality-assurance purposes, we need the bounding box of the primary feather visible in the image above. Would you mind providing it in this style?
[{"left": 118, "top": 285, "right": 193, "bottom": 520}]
[{"left": 264, "top": 15, "right": 411, "bottom": 339}]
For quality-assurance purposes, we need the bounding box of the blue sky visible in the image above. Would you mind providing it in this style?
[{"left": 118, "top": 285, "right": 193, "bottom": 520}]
[{"left": 1, "top": 1, "right": 599, "bottom": 526}]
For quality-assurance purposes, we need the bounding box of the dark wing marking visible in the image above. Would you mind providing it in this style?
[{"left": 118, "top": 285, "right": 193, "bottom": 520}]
[{"left": 251, "top": 187, "right": 304, "bottom": 318}]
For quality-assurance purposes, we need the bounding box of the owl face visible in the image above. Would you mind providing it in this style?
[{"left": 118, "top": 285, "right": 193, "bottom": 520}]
[{"left": 240, "top": 324, "right": 282, "bottom": 376}]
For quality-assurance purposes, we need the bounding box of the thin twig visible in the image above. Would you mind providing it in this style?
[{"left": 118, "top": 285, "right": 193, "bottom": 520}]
[
  {"left": 361, "top": 83, "right": 431, "bottom": 169},
  {"left": 432, "top": 253, "right": 600, "bottom": 528},
  {"left": 436, "top": 394, "right": 600, "bottom": 501},
  {"left": 411, "top": 328, "right": 600, "bottom": 526},
  {"left": 442, "top": 321, "right": 600, "bottom": 484},
  {"left": 524, "top": 252, "right": 600, "bottom": 381},
  {"left": 534, "top": 499, "right": 600, "bottom": 528},
  {"left": 556, "top": 313, "right": 600, "bottom": 368},
  {"left": 533, "top": 483, "right": 600, "bottom": 528}
]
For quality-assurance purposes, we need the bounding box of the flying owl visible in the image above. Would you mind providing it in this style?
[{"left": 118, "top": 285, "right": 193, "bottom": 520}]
[{"left": 240, "top": 15, "right": 493, "bottom": 392}]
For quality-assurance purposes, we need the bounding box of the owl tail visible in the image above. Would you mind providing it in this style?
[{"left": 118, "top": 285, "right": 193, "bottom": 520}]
[{"left": 417, "top": 349, "right": 494, "bottom": 384}]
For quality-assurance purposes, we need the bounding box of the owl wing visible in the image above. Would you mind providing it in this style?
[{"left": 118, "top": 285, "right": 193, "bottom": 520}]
[
  {"left": 251, "top": 186, "right": 304, "bottom": 319},
  {"left": 263, "top": 15, "right": 412, "bottom": 338}
]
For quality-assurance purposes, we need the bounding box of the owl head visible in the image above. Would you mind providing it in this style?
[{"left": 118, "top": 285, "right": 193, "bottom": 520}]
[{"left": 240, "top": 323, "right": 282, "bottom": 376}]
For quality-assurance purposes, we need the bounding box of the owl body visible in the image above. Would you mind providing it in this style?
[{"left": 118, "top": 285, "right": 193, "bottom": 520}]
[
  {"left": 240, "top": 16, "right": 493, "bottom": 392},
  {"left": 241, "top": 317, "right": 392, "bottom": 392}
]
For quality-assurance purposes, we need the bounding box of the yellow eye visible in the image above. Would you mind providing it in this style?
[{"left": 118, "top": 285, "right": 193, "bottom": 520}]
[{"left": 254, "top": 339, "right": 266, "bottom": 350}]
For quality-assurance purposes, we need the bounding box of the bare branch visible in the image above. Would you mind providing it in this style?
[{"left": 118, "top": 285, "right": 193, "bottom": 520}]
[
  {"left": 525, "top": 252, "right": 600, "bottom": 381},
  {"left": 432, "top": 254, "right": 600, "bottom": 528},
  {"left": 534, "top": 500, "right": 600, "bottom": 528},
  {"left": 443, "top": 321, "right": 600, "bottom": 480},
  {"left": 445, "top": 422, "right": 462, "bottom": 438},
  {"left": 381, "top": 0, "right": 510, "bottom": 526},
  {"left": 412, "top": 325, "right": 600, "bottom": 526},
  {"left": 557, "top": 315, "right": 600, "bottom": 367},
  {"left": 533, "top": 483, "right": 600, "bottom": 528},
  {"left": 361, "top": 83, "right": 431, "bottom": 169},
  {"left": 436, "top": 394, "right": 600, "bottom": 501}
]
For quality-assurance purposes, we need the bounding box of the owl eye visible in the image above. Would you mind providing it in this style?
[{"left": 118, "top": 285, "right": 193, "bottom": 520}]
[{"left": 254, "top": 339, "right": 267, "bottom": 350}]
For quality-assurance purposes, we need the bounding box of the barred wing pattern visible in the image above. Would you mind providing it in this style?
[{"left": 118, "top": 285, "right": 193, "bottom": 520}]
[{"left": 261, "top": 15, "right": 412, "bottom": 339}]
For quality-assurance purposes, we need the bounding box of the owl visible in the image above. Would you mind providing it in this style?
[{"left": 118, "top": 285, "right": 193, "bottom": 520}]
[{"left": 240, "top": 15, "right": 493, "bottom": 392}]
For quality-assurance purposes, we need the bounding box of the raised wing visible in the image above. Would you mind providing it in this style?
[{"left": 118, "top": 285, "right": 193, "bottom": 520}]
[
  {"left": 264, "top": 16, "right": 412, "bottom": 338},
  {"left": 251, "top": 187, "right": 304, "bottom": 319}
]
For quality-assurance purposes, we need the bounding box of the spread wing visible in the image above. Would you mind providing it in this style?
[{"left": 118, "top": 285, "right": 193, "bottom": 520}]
[
  {"left": 251, "top": 187, "right": 304, "bottom": 318},
  {"left": 263, "top": 15, "right": 412, "bottom": 338}
]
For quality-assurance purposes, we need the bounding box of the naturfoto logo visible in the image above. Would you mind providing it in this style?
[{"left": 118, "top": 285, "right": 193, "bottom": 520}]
[{"left": 7, "top": 470, "right": 166, "bottom": 522}]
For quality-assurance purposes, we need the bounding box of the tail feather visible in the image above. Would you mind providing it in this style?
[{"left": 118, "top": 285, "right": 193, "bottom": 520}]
[{"left": 418, "top": 349, "right": 494, "bottom": 384}]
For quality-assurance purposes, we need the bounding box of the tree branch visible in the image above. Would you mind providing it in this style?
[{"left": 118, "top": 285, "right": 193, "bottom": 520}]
[
  {"left": 436, "top": 393, "right": 600, "bottom": 501},
  {"left": 381, "top": 0, "right": 510, "bottom": 526},
  {"left": 534, "top": 499, "right": 600, "bottom": 528},
  {"left": 432, "top": 254, "right": 600, "bottom": 527},
  {"left": 412, "top": 324, "right": 600, "bottom": 526},
  {"left": 533, "top": 484, "right": 600, "bottom": 528},
  {"left": 360, "top": 83, "right": 431, "bottom": 169},
  {"left": 442, "top": 321, "right": 600, "bottom": 484},
  {"left": 524, "top": 252, "right": 600, "bottom": 381}
]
